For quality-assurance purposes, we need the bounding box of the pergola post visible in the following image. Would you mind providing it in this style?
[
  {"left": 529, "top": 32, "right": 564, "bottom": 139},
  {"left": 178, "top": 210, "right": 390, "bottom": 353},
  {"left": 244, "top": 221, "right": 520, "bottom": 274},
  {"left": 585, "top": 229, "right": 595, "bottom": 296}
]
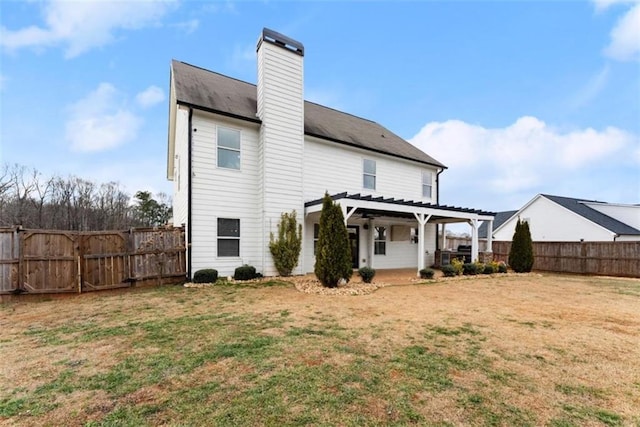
[
  {"left": 486, "top": 220, "right": 493, "bottom": 253},
  {"left": 368, "top": 218, "right": 374, "bottom": 268},
  {"left": 414, "top": 213, "right": 431, "bottom": 276},
  {"left": 470, "top": 219, "right": 479, "bottom": 262},
  {"left": 442, "top": 223, "right": 447, "bottom": 250},
  {"left": 342, "top": 206, "right": 357, "bottom": 225}
]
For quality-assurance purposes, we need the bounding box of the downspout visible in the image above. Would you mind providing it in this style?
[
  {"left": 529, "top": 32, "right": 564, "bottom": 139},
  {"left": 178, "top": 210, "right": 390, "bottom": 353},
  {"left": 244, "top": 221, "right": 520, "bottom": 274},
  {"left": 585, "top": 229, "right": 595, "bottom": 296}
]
[
  {"left": 436, "top": 168, "right": 444, "bottom": 205},
  {"left": 435, "top": 168, "right": 444, "bottom": 250},
  {"left": 187, "top": 107, "right": 193, "bottom": 279}
]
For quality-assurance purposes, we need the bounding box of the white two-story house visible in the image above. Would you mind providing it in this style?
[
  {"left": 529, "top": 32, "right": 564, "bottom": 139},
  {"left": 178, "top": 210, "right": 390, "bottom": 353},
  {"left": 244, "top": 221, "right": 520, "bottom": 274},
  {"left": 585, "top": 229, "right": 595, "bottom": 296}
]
[{"left": 167, "top": 28, "right": 495, "bottom": 277}]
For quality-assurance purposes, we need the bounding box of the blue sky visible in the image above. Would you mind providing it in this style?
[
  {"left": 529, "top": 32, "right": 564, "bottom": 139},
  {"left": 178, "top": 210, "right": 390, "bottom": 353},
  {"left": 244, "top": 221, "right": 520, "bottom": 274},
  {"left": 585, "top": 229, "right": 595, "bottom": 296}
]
[{"left": 1, "top": 0, "right": 638, "bottom": 214}]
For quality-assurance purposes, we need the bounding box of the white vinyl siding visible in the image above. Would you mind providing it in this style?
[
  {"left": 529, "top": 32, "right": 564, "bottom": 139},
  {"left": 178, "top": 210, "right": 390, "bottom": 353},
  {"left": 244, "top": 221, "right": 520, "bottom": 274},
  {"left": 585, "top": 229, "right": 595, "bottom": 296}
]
[
  {"left": 217, "top": 127, "right": 241, "bottom": 170},
  {"left": 493, "top": 196, "right": 616, "bottom": 242},
  {"left": 303, "top": 136, "right": 438, "bottom": 203},
  {"left": 257, "top": 38, "right": 305, "bottom": 276},
  {"left": 190, "top": 112, "right": 261, "bottom": 276},
  {"left": 172, "top": 105, "right": 189, "bottom": 227},
  {"left": 363, "top": 159, "right": 376, "bottom": 190}
]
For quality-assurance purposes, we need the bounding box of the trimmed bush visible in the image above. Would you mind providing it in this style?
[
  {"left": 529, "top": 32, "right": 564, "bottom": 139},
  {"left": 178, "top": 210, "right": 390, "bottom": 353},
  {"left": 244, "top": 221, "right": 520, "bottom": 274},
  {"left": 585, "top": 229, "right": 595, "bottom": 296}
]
[
  {"left": 193, "top": 269, "right": 218, "bottom": 284},
  {"left": 483, "top": 264, "right": 495, "bottom": 274},
  {"left": 269, "top": 210, "right": 302, "bottom": 276},
  {"left": 509, "top": 219, "right": 534, "bottom": 273},
  {"left": 358, "top": 267, "right": 376, "bottom": 283},
  {"left": 441, "top": 265, "right": 457, "bottom": 277},
  {"left": 314, "top": 193, "right": 353, "bottom": 288},
  {"left": 498, "top": 262, "right": 508, "bottom": 273},
  {"left": 462, "top": 263, "right": 479, "bottom": 276},
  {"left": 234, "top": 264, "right": 258, "bottom": 281},
  {"left": 450, "top": 258, "right": 464, "bottom": 276},
  {"left": 420, "top": 268, "right": 435, "bottom": 279}
]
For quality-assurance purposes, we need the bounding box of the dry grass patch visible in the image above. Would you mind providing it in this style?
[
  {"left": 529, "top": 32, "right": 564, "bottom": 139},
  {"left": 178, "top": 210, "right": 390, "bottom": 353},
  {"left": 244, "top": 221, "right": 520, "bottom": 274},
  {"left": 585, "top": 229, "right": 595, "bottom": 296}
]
[{"left": 1, "top": 275, "right": 639, "bottom": 426}]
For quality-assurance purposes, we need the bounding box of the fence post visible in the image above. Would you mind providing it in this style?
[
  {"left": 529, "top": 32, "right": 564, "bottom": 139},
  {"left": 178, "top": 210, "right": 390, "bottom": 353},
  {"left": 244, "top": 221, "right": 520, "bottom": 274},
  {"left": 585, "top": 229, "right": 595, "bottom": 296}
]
[
  {"left": 17, "top": 226, "right": 24, "bottom": 293},
  {"left": 77, "top": 255, "right": 82, "bottom": 293}
]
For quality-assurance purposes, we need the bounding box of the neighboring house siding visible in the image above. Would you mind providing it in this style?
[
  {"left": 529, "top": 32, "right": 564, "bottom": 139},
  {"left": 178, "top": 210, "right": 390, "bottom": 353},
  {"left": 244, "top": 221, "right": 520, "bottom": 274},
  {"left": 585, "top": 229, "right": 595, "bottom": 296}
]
[
  {"left": 172, "top": 105, "right": 189, "bottom": 227},
  {"left": 494, "top": 196, "right": 614, "bottom": 241},
  {"left": 585, "top": 203, "right": 640, "bottom": 231},
  {"left": 190, "top": 111, "right": 262, "bottom": 275},
  {"left": 257, "top": 40, "right": 305, "bottom": 276},
  {"left": 303, "top": 136, "right": 438, "bottom": 203}
]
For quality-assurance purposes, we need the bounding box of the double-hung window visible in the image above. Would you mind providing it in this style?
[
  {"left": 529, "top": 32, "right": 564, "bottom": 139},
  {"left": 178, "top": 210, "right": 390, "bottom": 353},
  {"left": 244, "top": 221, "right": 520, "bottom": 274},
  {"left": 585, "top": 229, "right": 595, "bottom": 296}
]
[
  {"left": 363, "top": 159, "right": 376, "bottom": 190},
  {"left": 217, "top": 218, "right": 240, "bottom": 257},
  {"left": 422, "top": 172, "right": 432, "bottom": 198},
  {"left": 313, "top": 224, "right": 320, "bottom": 255},
  {"left": 217, "top": 127, "right": 240, "bottom": 169},
  {"left": 374, "top": 226, "right": 386, "bottom": 255}
]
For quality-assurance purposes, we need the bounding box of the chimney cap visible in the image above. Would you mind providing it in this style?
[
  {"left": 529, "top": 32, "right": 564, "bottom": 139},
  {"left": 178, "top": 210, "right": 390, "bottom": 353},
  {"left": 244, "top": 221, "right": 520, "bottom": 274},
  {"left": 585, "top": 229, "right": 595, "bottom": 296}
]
[{"left": 258, "top": 27, "right": 304, "bottom": 56}]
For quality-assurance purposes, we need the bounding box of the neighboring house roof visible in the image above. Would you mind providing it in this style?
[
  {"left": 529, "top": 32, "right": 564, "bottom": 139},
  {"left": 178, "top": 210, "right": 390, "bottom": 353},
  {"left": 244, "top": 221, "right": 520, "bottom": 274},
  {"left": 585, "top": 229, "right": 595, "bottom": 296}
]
[
  {"left": 542, "top": 194, "right": 640, "bottom": 236},
  {"left": 478, "top": 210, "right": 517, "bottom": 238},
  {"left": 492, "top": 194, "right": 640, "bottom": 238},
  {"left": 171, "top": 60, "right": 446, "bottom": 169}
]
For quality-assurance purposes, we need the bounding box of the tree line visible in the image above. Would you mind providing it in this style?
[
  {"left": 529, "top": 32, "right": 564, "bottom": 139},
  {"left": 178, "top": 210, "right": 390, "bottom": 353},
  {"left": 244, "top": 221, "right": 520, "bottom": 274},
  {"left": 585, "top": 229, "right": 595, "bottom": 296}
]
[{"left": 0, "top": 163, "right": 172, "bottom": 230}]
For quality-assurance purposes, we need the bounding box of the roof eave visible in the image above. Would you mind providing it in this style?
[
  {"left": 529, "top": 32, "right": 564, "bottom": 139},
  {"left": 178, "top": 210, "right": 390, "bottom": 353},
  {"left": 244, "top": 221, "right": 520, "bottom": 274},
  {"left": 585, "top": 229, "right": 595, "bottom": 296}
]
[
  {"left": 305, "top": 131, "right": 447, "bottom": 170},
  {"left": 176, "top": 101, "right": 262, "bottom": 124}
]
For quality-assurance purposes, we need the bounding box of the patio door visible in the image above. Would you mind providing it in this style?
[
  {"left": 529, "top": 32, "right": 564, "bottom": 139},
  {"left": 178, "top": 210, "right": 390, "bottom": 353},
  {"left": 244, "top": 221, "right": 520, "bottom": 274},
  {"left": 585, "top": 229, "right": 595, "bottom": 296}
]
[{"left": 347, "top": 226, "right": 359, "bottom": 269}]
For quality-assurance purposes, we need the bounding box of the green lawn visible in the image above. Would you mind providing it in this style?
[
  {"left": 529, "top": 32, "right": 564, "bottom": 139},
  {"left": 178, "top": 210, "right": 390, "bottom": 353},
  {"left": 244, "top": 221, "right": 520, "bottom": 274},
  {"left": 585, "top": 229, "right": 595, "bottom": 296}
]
[{"left": 1, "top": 276, "right": 639, "bottom": 426}]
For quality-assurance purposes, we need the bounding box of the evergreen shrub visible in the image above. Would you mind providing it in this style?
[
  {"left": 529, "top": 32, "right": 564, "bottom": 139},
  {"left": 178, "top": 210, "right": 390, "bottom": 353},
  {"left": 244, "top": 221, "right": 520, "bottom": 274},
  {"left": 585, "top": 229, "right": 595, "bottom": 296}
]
[
  {"left": 193, "top": 269, "right": 218, "bottom": 284},
  {"left": 269, "top": 211, "right": 303, "bottom": 276},
  {"left": 314, "top": 193, "right": 353, "bottom": 287},
  {"left": 358, "top": 267, "right": 376, "bottom": 283},
  {"left": 442, "top": 265, "right": 457, "bottom": 277},
  {"left": 508, "top": 219, "right": 534, "bottom": 273},
  {"left": 420, "top": 268, "right": 435, "bottom": 279},
  {"left": 234, "top": 264, "right": 259, "bottom": 281},
  {"left": 462, "top": 263, "right": 479, "bottom": 275}
]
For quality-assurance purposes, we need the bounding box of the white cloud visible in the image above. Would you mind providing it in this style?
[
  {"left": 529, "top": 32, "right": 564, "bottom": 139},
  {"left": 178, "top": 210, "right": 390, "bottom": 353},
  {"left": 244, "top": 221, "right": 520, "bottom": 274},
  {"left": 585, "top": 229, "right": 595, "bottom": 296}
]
[
  {"left": 66, "top": 83, "right": 142, "bottom": 152},
  {"left": 135, "top": 86, "right": 165, "bottom": 108},
  {"left": 409, "top": 117, "right": 638, "bottom": 209},
  {"left": 171, "top": 18, "right": 199, "bottom": 34},
  {"left": 0, "top": 0, "right": 176, "bottom": 58},
  {"left": 604, "top": 4, "right": 640, "bottom": 61},
  {"left": 570, "top": 65, "right": 610, "bottom": 109},
  {"left": 593, "top": 0, "right": 639, "bottom": 12}
]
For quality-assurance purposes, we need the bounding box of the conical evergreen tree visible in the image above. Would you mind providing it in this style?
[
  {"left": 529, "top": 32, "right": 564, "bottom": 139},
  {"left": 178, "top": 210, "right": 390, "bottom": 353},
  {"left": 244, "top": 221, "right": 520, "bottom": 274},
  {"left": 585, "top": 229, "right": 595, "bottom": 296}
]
[
  {"left": 314, "top": 193, "right": 353, "bottom": 287},
  {"left": 509, "top": 218, "right": 534, "bottom": 272}
]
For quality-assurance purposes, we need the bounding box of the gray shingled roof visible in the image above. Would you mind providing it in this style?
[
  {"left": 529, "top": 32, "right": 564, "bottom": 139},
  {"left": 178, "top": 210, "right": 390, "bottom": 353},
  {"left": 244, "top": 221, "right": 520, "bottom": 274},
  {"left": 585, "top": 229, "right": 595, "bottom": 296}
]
[
  {"left": 542, "top": 194, "right": 640, "bottom": 236},
  {"left": 171, "top": 60, "right": 446, "bottom": 168},
  {"left": 478, "top": 210, "right": 517, "bottom": 238}
]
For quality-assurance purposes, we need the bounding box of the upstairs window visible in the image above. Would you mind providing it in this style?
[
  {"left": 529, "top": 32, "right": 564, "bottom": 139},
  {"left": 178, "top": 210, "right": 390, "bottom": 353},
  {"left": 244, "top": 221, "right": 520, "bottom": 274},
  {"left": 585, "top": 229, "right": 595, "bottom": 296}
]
[
  {"left": 422, "top": 172, "right": 432, "bottom": 198},
  {"left": 217, "top": 218, "right": 240, "bottom": 257},
  {"left": 374, "top": 226, "right": 386, "bottom": 255},
  {"left": 363, "top": 159, "right": 376, "bottom": 190},
  {"left": 217, "top": 127, "right": 240, "bottom": 169}
]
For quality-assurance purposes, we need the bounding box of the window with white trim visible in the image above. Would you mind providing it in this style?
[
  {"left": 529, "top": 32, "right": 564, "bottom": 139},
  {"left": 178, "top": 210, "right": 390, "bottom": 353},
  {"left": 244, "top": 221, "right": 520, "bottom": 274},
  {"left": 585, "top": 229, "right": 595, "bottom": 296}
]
[
  {"left": 374, "top": 226, "right": 386, "bottom": 255},
  {"left": 217, "top": 218, "right": 240, "bottom": 257},
  {"left": 363, "top": 159, "right": 376, "bottom": 190},
  {"left": 422, "top": 172, "right": 432, "bottom": 198},
  {"left": 217, "top": 127, "right": 240, "bottom": 169},
  {"left": 313, "top": 223, "right": 320, "bottom": 255}
]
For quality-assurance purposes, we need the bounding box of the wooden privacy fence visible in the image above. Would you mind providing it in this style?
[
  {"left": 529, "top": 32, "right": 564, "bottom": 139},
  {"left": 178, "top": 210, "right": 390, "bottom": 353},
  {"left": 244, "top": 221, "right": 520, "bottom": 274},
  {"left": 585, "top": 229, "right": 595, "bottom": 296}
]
[
  {"left": 492, "top": 241, "right": 640, "bottom": 278},
  {"left": 0, "top": 227, "right": 186, "bottom": 294}
]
